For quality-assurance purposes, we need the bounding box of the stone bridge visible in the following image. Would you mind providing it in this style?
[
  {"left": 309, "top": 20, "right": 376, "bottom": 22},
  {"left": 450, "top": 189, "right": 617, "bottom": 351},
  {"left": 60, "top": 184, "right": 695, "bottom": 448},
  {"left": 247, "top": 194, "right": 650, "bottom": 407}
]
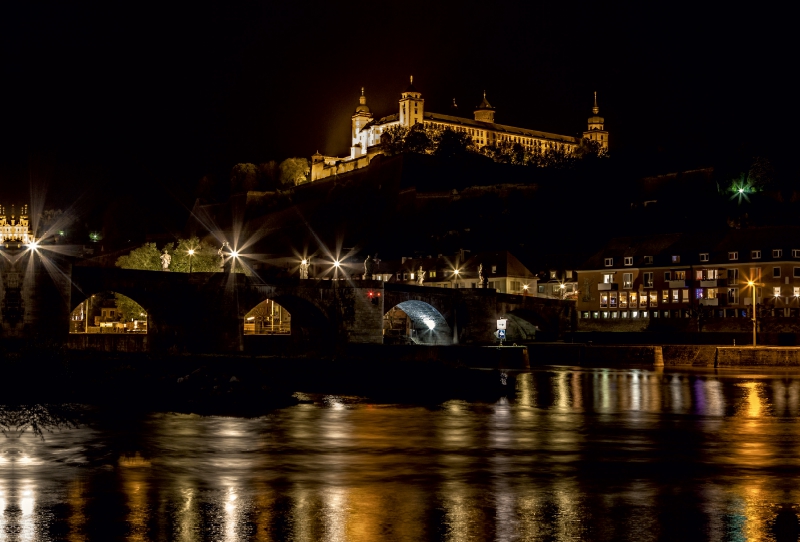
[{"left": 1, "top": 262, "right": 575, "bottom": 352}]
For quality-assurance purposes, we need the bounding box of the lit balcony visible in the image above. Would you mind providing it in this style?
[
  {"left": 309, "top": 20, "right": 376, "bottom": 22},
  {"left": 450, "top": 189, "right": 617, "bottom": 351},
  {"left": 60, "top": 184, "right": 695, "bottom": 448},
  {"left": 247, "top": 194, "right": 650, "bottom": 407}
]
[{"left": 597, "top": 283, "right": 618, "bottom": 291}]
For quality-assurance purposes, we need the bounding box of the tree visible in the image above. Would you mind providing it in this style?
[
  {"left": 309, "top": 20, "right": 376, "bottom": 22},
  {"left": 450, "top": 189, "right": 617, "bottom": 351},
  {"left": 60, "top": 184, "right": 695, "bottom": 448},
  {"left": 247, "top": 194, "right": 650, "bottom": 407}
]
[
  {"left": 258, "top": 161, "right": 279, "bottom": 190},
  {"left": 725, "top": 156, "right": 774, "bottom": 204},
  {"left": 36, "top": 208, "right": 74, "bottom": 240},
  {"left": 230, "top": 163, "right": 258, "bottom": 193},
  {"left": 116, "top": 238, "right": 220, "bottom": 273},
  {"left": 380, "top": 125, "right": 410, "bottom": 156},
  {"left": 167, "top": 237, "right": 220, "bottom": 273},
  {"left": 405, "top": 124, "right": 434, "bottom": 154},
  {"left": 433, "top": 127, "right": 473, "bottom": 159},
  {"left": 114, "top": 293, "right": 147, "bottom": 322},
  {"left": 279, "top": 158, "right": 309, "bottom": 185},
  {"left": 116, "top": 242, "right": 163, "bottom": 271}
]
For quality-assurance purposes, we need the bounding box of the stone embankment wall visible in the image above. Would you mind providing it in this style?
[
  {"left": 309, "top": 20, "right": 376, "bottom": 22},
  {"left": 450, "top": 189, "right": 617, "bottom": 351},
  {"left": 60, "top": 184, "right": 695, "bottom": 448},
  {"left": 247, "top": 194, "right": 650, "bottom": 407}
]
[
  {"left": 66, "top": 333, "right": 148, "bottom": 352},
  {"left": 529, "top": 343, "right": 800, "bottom": 368},
  {"left": 715, "top": 347, "right": 800, "bottom": 367}
]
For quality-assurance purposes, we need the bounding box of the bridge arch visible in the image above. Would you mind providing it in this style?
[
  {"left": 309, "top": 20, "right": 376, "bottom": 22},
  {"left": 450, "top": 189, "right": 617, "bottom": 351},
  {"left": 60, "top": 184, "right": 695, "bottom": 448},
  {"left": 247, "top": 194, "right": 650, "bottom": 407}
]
[
  {"left": 384, "top": 299, "right": 453, "bottom": 345},
  {"left": 240, "top": 292, "right": 333, "bottom": 351},
  {"left": 69, "top": 291, "right": 149, "bottom": 334}
]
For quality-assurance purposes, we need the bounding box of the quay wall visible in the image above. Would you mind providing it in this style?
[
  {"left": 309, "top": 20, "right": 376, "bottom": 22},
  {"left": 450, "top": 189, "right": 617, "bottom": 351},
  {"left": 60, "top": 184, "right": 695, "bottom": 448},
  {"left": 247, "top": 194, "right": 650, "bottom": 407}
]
[
  {"left": 716, "top": 347, "right": 800, "bottom": 367},
  {"left": 65, "top": 333, "right": 148, "bottom": 352}
]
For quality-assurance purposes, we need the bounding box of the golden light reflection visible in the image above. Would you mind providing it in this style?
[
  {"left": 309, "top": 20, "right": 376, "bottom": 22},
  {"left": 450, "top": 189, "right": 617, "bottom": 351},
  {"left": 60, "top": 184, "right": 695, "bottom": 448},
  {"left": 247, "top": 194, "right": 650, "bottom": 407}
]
[
  {"left": 67, "top": 479, "right": 86, "bottom": 542},
  {"left": 571, "top": 371, "right": 583, "bottom": 411},
  {"left": 176, "top": 486, "right": 198, "bottom": 542},
  {"left": 440, "top": 480, "right": 486, "bottom": 542},
  {"left": 516, "top": 372, "right": 533, "bottom": 408},
  {"left": 738, "top": 382, "right": 766, "bottom": 418},
  {"left": 554, "top": 371, "right": 570, "bottom": 410},
  {"left": 631, "top": 371, "right": 642, "bottom": 411},
  {"left": 120, "top": 454, "right": 151, "bottom": 542}
]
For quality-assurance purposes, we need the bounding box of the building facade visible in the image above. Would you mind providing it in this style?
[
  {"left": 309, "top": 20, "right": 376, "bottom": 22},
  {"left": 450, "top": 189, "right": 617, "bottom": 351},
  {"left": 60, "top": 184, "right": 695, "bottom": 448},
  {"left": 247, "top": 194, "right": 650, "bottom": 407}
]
[
  {"left": 311, "top": 78, "right": 607, "bottom": 181},
  {"left": 577, "top": 228, "right": 800, "bottom": 326},
  {"left": 0, "top": 204, "right": 32, "bottom": 246}
]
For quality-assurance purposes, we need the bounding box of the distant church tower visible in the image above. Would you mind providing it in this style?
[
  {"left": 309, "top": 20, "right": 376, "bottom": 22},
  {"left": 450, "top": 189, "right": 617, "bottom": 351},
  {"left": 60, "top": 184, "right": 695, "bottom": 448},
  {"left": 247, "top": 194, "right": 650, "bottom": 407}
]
[
  {"left": 583, "top": 92, "right": 608, "bottom": 150},
  {"left": 473, "top": 91, "right": 495, "bottom": 123},
  {"left": 399, "top": 76, "right": 424, "bottom": 128},
  {"left": 351, "top": 87, "right": 373, "bottom": 157}
]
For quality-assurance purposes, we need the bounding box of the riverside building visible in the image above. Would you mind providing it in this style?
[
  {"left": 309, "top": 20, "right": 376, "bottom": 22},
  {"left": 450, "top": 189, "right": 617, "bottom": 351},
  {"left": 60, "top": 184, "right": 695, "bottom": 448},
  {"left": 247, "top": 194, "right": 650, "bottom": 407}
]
[
  {"left": 311, "top": 78, "right": 608, "bottom": 182},
  {"left": 577, "top": 227, "right": 800, "bottom": 326}
]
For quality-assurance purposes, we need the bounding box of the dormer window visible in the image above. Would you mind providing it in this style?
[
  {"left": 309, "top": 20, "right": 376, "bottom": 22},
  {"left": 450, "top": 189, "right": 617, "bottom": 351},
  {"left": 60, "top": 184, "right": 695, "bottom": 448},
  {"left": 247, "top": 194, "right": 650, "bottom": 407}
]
[
  {"left": 672, "top": 255, "right": 680, "bottom": 264},
  {"left": 729, "top": 252, "right": 738, "bottom": 261},
  {"left": 773, "top": 249, "right": 783, "bottom": 258},
  {"left": 644, "top": 256, "right": 653, "bottom": 264},
  {"left": 699, "top": 253, "right": 709, "bottom": 262},
  {"left": 550, "top": 271, "right": 557, "bottom": 279},
  {"left": 624, "top": 257, "right": 633, "bottom": 266},
  {"left": 752, "top": 250, "right": 761, "bottom": 260},
  {"left": 604, "top": 258, "right": 613, "bottom": 267}
]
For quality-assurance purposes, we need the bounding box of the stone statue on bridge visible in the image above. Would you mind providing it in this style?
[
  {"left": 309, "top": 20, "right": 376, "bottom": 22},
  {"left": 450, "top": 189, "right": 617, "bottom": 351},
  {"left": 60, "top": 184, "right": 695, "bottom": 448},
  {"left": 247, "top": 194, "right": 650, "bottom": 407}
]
[
  {"left": 364, "top": 254, "right": 375, "bottom": 280},
  {"left": 299, "top": 258, "right": 310, "bottom": 279},
  {"left": 161, "top": 249, "right": 171, "bottom": 271},
  {"left": 218, "top": 242, "right": 229, "bottom": 271},
  {"left": 417, "top": 266, "right": 426, "bottom": 285}
]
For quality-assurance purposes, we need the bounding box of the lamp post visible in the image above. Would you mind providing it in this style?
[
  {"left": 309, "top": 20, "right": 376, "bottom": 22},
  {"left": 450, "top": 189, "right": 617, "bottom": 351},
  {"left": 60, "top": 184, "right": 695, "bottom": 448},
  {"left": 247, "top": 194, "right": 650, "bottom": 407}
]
[
  {"left": 188, "top": 249, "right": 195, "bottom": 273},
  {"left": 559, "top": 282, "right": 566, "bottom": 299},
  {"left": 747, "top": 280, "right": 760, "bottom": 347},
  {"left": 453, "top": 268, "right": 460, "bottom": 289}
]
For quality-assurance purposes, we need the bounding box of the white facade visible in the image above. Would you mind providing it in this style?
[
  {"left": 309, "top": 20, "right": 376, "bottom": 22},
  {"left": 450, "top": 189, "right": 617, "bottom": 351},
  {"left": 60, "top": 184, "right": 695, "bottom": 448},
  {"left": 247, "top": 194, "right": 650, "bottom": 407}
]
[{"left": 0, "top": 204, "right": 31, "bottom": 244}]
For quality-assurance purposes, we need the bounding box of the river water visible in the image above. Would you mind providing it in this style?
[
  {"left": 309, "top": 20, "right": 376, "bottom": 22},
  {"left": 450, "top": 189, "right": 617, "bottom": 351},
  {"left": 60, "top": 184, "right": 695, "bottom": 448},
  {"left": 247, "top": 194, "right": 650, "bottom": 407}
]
[{"left": 3, "top": 367, "right": 800, "bottom": 541}]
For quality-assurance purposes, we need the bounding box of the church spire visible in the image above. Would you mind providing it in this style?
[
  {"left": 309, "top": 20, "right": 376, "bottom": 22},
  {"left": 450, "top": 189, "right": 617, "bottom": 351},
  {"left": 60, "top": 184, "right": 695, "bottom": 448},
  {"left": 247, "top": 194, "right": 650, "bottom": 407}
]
[
  {"left": 359, "top": 86, "right": 366, "bottom": 106},
  {"left": 592, "top": 91, "right": 599, "bottom": 115}
]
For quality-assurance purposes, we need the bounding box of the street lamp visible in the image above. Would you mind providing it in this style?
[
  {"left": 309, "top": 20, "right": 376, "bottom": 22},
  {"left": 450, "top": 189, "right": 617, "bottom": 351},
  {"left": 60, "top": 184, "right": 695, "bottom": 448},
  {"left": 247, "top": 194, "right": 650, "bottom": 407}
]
[
  {"left": 188, "top": 248, "right": 195, "bottom": 273},
  {"left": 453, "top": 268, "right": 460, "bottom": 289},
  {"left": 747, "top": 280, "right": 759, "bottom": 347},
  {"left": 559, "top": 282, "right": 566, "bottom": 299}
]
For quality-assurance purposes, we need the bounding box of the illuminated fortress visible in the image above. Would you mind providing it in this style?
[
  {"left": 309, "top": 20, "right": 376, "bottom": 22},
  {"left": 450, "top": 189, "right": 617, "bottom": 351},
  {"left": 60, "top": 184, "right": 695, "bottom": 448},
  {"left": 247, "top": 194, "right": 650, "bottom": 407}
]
[{"left": 311, "top": 78, "right": 608, "bottom": 181}]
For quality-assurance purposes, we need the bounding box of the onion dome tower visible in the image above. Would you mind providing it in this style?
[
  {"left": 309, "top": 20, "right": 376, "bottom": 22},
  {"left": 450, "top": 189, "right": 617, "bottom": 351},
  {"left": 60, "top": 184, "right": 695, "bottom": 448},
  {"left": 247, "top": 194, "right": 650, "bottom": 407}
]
[
  {"left": 350, "top": 87, "right": 372, "bottom": 158},
  {"left": 583, "top": 92, "right": 608, "bottom": 150},
  {"left": 351, "top": 87, "right": 373, "bottom": 152}
]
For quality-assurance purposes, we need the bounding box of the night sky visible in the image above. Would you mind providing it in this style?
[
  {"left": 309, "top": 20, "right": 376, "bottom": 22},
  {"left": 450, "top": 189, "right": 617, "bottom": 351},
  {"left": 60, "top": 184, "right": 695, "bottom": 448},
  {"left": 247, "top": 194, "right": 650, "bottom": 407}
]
[{"left": 0, "top": 3, "right": 791, "bottom": 211}]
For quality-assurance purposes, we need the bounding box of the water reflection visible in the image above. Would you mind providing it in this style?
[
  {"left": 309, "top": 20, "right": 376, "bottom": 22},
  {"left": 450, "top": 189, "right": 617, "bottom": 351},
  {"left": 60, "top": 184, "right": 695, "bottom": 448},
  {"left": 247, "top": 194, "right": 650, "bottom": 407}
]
[{"left": 5, "top": 370, "right": 800, "bottom": 538}]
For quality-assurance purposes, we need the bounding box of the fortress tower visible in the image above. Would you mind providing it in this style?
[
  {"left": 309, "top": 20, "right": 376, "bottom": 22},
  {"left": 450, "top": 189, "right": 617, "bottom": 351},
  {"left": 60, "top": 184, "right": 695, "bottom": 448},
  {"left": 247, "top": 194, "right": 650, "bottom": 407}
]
[{"left": 583, "top": 92, "right": 608, "bottom": 150}]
